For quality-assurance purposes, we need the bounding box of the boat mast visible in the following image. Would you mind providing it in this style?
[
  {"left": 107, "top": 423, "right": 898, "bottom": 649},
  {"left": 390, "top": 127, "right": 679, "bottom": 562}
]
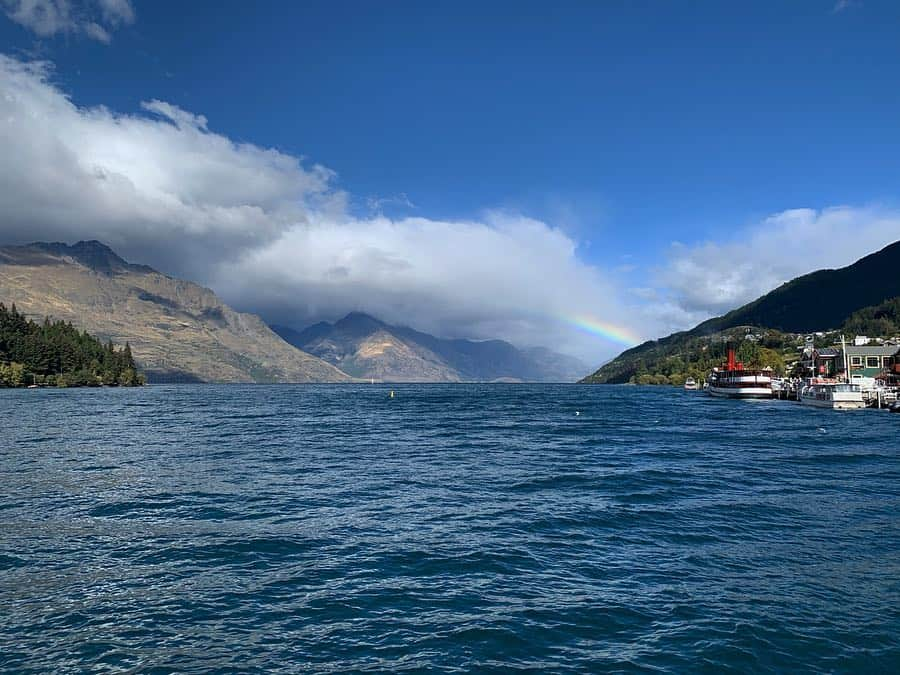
[{"left": 842, "top": 334, "right": 849, "bottom": 383}]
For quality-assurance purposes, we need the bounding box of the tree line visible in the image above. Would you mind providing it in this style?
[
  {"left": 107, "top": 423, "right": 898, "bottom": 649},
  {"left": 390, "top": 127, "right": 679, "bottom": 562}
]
[
  {"left": 0, "top": 303, "right": 143, "bottom": 387},
  {"left": 842, "top": 296, "right": 900, "bottom": 339},
  {"left": 584, "top": 326, "right": 794, "bottom": 385}
]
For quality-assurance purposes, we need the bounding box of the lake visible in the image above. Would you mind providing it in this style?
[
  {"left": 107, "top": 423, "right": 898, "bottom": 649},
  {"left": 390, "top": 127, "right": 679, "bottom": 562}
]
[{"left": 1, "top": 384, "right": 898, "bottom": 672}]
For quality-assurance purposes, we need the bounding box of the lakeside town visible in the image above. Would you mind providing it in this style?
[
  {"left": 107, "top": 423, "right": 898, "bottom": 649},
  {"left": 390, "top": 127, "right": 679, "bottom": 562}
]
[{"left": 697, "top": 331, "right": 900, "bottom": 411}]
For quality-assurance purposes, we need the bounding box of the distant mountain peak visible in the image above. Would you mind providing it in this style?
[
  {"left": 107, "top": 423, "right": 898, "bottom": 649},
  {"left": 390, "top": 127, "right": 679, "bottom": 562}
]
[
  {"left": 272, "top": 312, "right": 587, "bottom": 382},
  {"left": 28, "top": 240, "right": 153, "bottom": 275},
  {"left": 333, "top": 311, "right": 386, "bottom": 335}
]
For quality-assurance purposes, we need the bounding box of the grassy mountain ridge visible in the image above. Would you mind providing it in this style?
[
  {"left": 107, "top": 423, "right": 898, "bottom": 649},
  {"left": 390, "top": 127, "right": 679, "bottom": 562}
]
[{"left": 582, "top": 239, "right": 900, "bottom": 384}]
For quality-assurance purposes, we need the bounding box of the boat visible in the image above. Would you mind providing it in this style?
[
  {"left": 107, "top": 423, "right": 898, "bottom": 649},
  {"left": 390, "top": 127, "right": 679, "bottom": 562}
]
[
  {"left": 798, "top": 337, "right": 865, "bottom": 410},
  {"left": 683, "top": 377, "right": 698, "bottom": 391},
  {"left": 890, "top": 400, "right": 900, "bottom": 413},
  {"left": 798, "top": 379, "right": 865, "bottom": 410},
  {"left": 706, "top": 347, "right": 773, "bottom": 399}
]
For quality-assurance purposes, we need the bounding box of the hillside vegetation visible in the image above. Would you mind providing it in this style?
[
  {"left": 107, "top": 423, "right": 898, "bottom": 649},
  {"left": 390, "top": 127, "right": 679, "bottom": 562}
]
[
  {"left": 581, "top": 326, "right": 792, "bottom": 385},
  {"left": 0, "top": 302, "right": 142, "bottom": 387},
  {"left": 842, "top": 297, "right": 900, "bottom": 337},
  {"left": 582, "top": 240, "right": 899, "bottom": 385},
  {"left": 692, "top": 240, "right": 900, "bottom": 335}
]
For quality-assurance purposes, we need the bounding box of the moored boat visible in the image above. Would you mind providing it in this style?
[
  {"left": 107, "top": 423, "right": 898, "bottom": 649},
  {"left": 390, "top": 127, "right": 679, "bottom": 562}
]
[
  {"left": 707, "top": 347, "right": 773, "bottom": 399},
  {"left": 798, "top": 379, "right": 865, "bottom": 410},
  {"left": 684, "top": 377, "right": 698, "bottom": 391},
  {"left": 798, "top": 336, "right": 866, "bottom": 410}
]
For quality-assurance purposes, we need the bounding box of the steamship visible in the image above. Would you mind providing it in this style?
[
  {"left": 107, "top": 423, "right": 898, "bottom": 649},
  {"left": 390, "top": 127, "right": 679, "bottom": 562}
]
[{"left": 707, "top": 347, "right": 774, "bottom": 399}]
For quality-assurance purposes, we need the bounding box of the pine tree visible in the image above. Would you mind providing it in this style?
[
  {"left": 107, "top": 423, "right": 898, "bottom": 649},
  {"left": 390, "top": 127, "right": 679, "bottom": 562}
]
[{"left": 0, "top": 302, "right": 144, "bottom": 387}]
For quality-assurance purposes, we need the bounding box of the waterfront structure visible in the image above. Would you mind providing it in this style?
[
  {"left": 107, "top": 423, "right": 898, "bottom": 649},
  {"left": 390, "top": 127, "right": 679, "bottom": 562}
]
[
  {"left": 807, "top": 342, "right": 900, "bottom": 380},
  {"left": 843, "top": 344, "right": 900, "bottom": 378},
  {"left": 810, "top": 347, "right": 841, "bottom": 377}
]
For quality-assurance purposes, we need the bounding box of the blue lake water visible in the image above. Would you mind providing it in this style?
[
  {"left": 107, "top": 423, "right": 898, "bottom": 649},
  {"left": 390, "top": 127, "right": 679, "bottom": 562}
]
[{"left": 1, "top": 384, "right": 899, "bottom": 672}]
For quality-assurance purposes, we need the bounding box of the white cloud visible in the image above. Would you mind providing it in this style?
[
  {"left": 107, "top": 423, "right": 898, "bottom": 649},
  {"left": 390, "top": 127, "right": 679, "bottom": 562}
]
[
  {"left": 211, "top": 211, "right": 627, "bottom": 360},
  {"left": 96, "top": 0, "right": 132, "bottom": 24},
  {"left": 0, "top": 55, "right": 340, "bottom": 279},
  {"left": 655, "top": 206, "right": 900, "bottom": 324},
  {"left": 0, "top": 53, "right": 642, "bottom": 364},
  {"left": 4, "top": 52, "right": 895, "bottom": 365},
  {"left": 1, "top": 0, "right": 134, "bottom": 42}
]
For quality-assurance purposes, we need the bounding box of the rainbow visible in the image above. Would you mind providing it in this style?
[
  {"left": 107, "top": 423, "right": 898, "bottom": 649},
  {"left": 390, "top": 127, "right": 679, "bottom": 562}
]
[{"left": 565, "top": 315, "right": 642, "bottom": 346}]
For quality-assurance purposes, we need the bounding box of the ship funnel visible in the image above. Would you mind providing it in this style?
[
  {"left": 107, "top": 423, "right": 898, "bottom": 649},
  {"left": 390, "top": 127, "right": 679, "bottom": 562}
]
[{"left": 727, "top": 346, "right": 736, "bottom": 371}]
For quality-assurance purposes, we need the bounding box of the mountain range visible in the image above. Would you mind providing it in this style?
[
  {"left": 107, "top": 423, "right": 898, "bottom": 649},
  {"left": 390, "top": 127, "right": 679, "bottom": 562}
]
[
  {"left": 0, "top": 240, "right": 585, "bottom": 383},
  {"left": 0, "top": 241, "right": 349, "bottom": 383},
  {"left": 582, "top": 239, "right": 900, "bottom": 384},
  {"left": 273, "top": 313, "right": 586, "bottom": 382}
]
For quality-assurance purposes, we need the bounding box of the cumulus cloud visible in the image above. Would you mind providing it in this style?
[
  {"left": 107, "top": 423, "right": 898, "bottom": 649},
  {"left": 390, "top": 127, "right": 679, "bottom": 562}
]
[
  {"left": 0, "top": 53, "right": 641, "bottom": 363},
  {"left": 655, "top": 206, "right": 900, "bottom": 325},
  {"left": 1, "top": 0, "right": 134, "bottom": 42},
  {"left": 212, "top": 212, "right": 625, "bottom": 359},
  {"left": 4, "top": 52, "right": 895, "bottom": 364},
  {"left": 0, "top": 55, "right": 340, "bottom": 279}
]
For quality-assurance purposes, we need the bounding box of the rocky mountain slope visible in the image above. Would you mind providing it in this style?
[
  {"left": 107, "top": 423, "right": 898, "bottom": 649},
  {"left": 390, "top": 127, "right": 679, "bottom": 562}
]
[
  {"left": 0, "top": 241, "right": 350, "bottom": 383},
  {"left": 273, "top": 312, "right": 587, "bottom": 382},
  {"left": 582, "top": 239, "right": 900, "bottom": 384}
]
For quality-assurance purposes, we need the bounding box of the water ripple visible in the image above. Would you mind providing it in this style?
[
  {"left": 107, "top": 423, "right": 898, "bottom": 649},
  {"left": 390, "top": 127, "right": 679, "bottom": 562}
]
[{"left": 1, "top": 384, "right": 899, "bottom": 672}]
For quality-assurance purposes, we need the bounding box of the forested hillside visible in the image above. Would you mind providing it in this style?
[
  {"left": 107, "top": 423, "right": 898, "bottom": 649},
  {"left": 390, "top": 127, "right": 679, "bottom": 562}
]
[
  {"left": 581, "top": 326, "right": 793, "bottom": 385},
  {"left": 842, "top": 297, "right": 900, "bottom": 337},
  {"left": 582, "top": 241, "right": 899, "bottom": 384},
  {"left": 0, "top": 303, "right": 143, "bottom": 387},
  {"left": 692, "top": 240, "right": 900, "bottom": 335}
]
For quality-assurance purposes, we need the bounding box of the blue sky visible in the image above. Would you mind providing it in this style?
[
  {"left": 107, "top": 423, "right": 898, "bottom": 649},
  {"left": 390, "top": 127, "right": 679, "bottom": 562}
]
[{"left": 2, "top": 1, "right": 900, "bottom": 362}]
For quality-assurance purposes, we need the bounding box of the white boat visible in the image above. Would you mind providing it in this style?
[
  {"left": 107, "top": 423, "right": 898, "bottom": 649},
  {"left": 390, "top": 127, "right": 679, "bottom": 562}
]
[
  {"left": 684, "top": 377, "right": 698, "bottom": 391},
  {"left": 707, "top": 347, "right": 773, "bottom": 399},
  {"left": 798, "top": 336, "right": 866, "bottom": 410},
  {"left": 798, "top": 379, "right": 865, "bottom": 410}
]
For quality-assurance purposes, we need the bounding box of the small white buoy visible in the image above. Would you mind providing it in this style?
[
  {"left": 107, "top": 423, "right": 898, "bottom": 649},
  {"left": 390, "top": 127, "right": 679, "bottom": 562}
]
[
  {"left": 818, "top": 427, "right": 826, "bottom": 434},
  {"left": 575, "top": 411, "right": 581, "bottom": 416},
  {"left": 389, "top": 390, "right": 395, "bottom": 399}
]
